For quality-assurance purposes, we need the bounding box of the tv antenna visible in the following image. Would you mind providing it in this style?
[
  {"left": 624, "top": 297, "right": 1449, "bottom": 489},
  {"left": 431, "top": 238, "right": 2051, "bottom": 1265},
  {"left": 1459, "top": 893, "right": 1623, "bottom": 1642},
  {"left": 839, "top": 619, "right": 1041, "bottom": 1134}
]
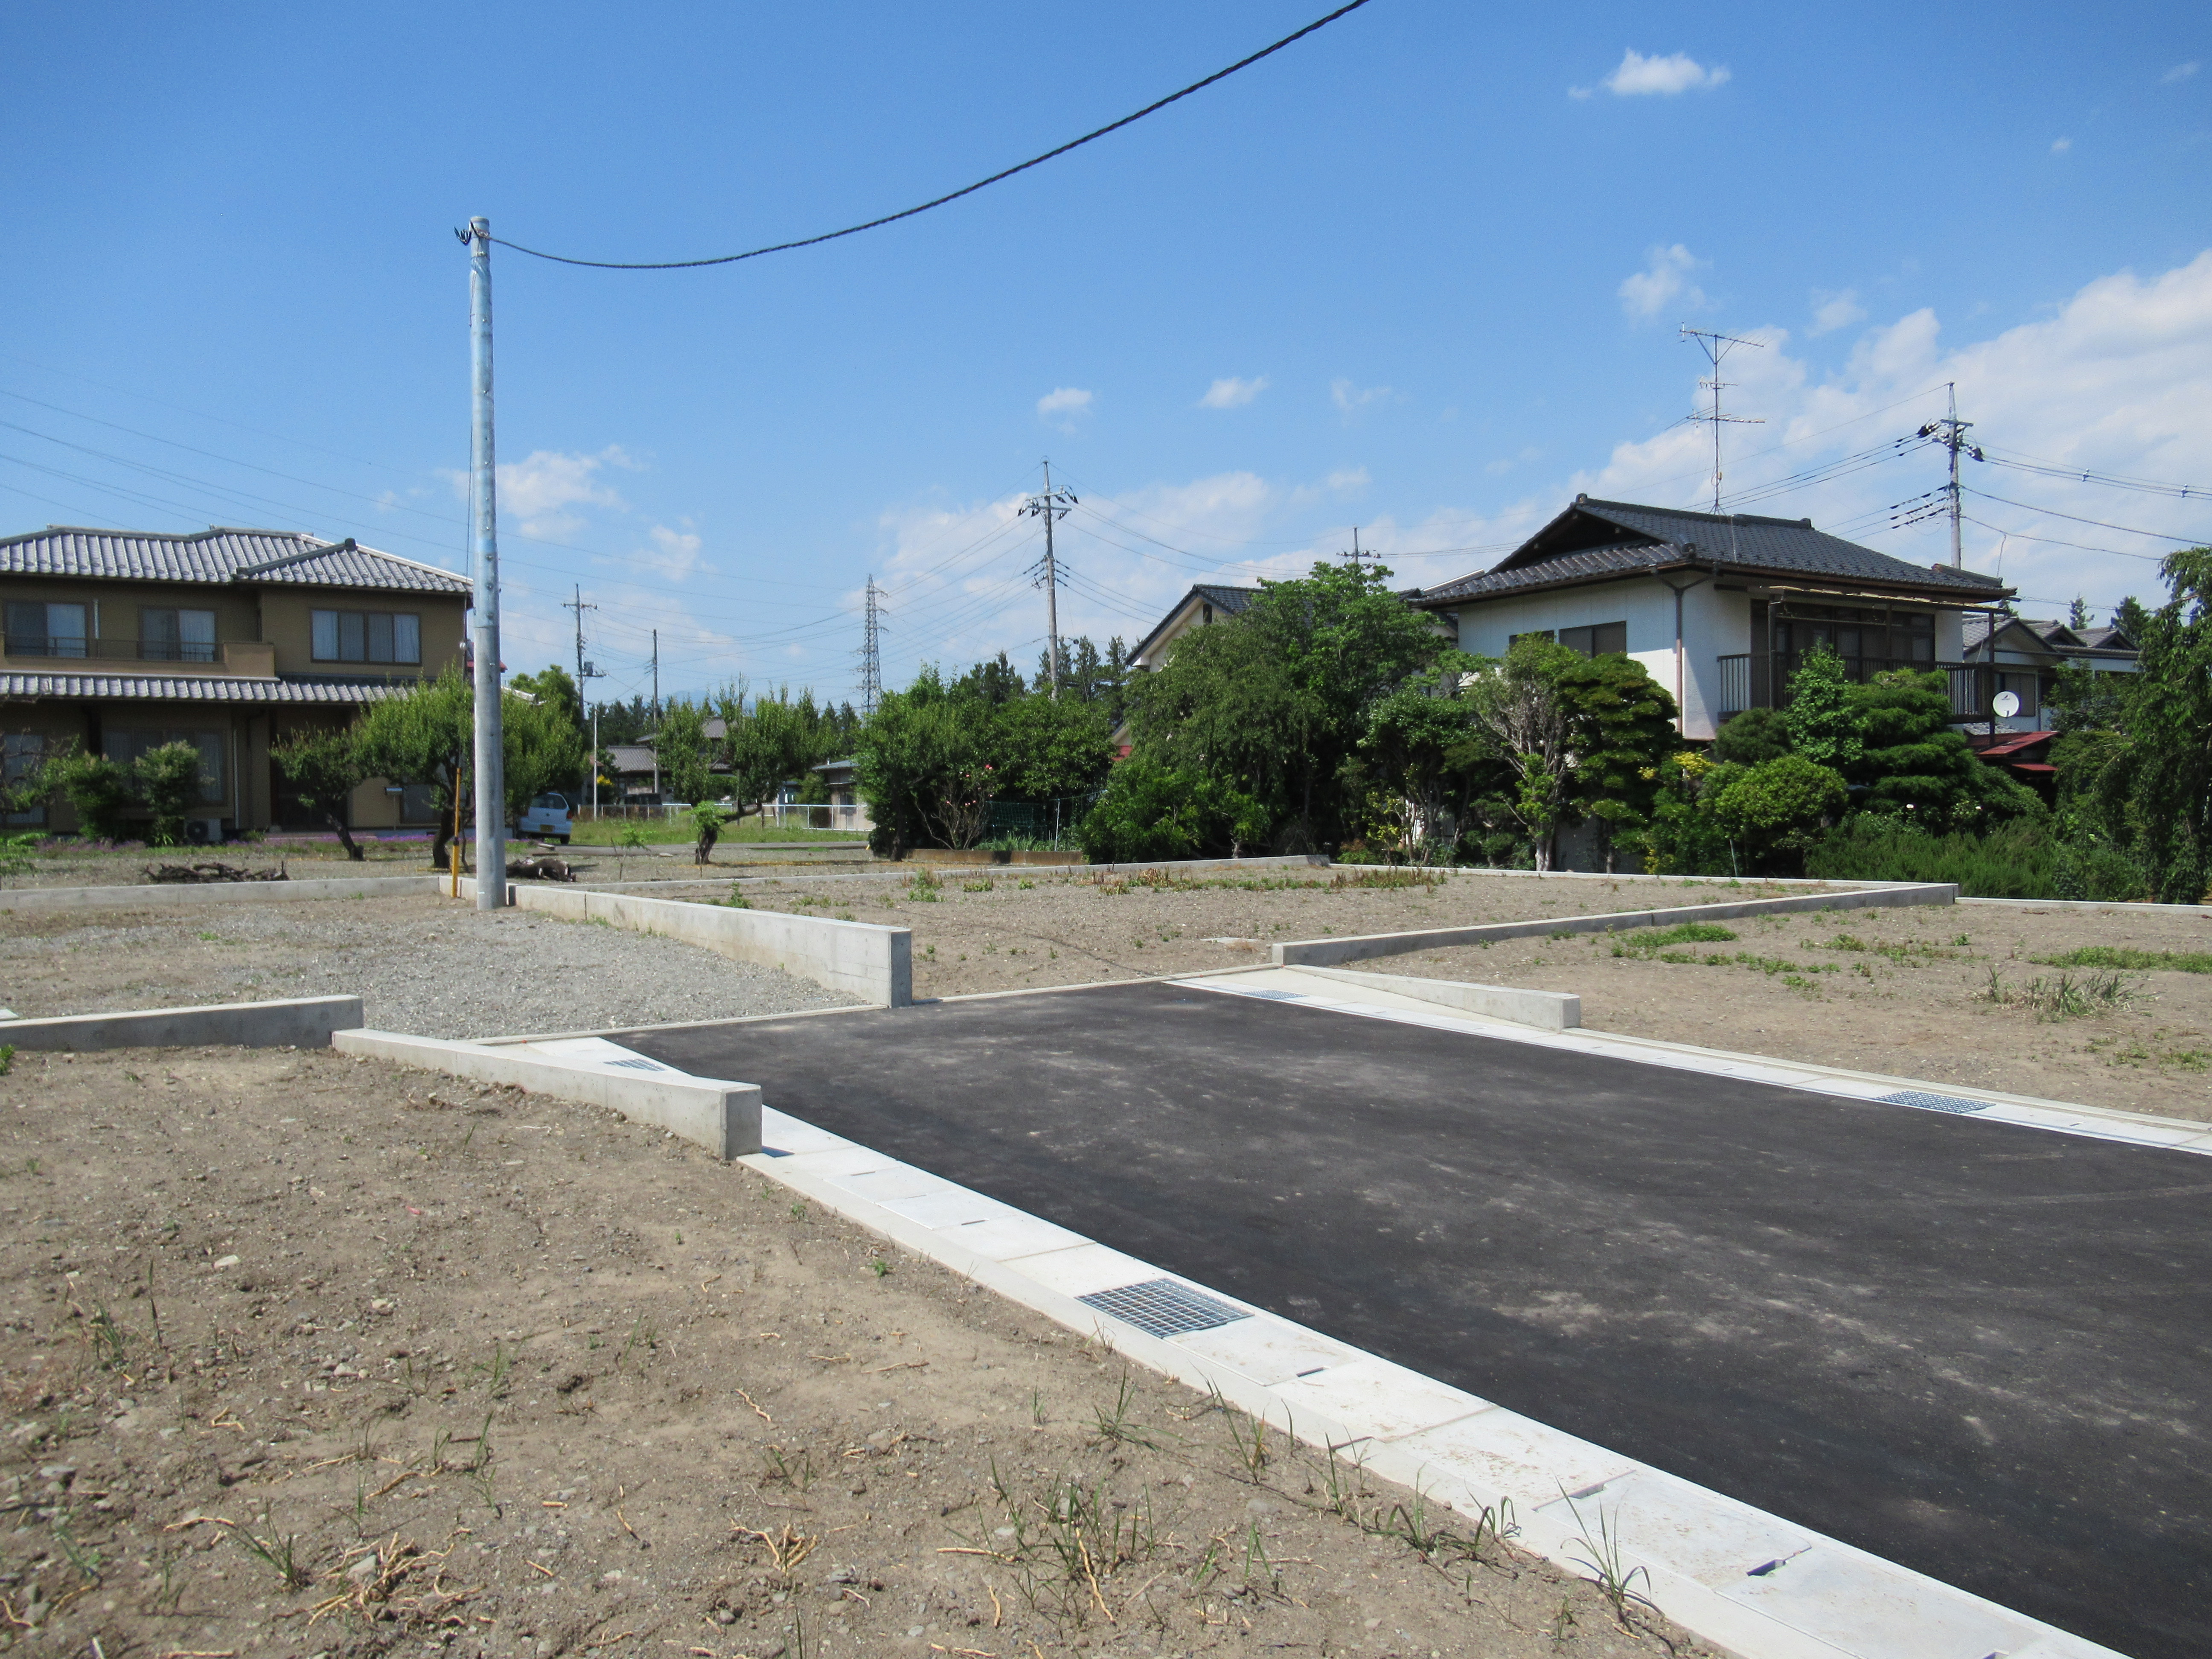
[{"left": 1679, "top": 326, "right": 1765, "bottom": 513}]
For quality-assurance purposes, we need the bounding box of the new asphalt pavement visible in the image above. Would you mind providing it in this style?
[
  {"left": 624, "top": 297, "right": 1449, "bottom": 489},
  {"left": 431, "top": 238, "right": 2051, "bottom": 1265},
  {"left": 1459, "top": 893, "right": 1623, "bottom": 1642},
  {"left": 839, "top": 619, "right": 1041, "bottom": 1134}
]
[{"left": 634, "top": 981, "right": 2212, "bottom": 1658}]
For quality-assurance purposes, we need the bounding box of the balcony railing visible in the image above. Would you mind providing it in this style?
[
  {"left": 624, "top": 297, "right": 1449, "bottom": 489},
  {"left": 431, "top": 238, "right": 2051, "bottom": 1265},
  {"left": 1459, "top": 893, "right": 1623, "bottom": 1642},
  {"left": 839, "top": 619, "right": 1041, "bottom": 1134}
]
[
  {"left": 1716, "top": 653, "right": 2034, "bottom": 722},
  {"left": 4, "top": 636, "right": 220, "bottom": 664}
]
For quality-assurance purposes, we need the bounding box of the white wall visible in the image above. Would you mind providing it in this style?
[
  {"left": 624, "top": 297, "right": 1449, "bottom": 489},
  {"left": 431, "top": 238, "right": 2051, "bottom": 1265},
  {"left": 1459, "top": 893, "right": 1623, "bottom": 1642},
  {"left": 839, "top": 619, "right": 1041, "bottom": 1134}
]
[{"left": 1445, "top": 577, "right": 1751, "bottom": 740}]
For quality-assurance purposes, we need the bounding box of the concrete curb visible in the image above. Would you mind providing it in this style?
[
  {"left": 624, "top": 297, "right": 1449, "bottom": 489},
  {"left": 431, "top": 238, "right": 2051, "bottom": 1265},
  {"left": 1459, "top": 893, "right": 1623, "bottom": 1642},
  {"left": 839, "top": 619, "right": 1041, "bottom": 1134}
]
[
  {"left": 461, "top": 876, "right": 910, "bottom": 1007},
  {"left": 332, "top": 1028, "right": 761, "bottom": 1159},
  {"left": 0, "top": 875, "right": 444, "bottom": 915},
  {"left": 1274, "top": 883, "right": 1959, "bottom": 969},
  {"left": 0, "top": 995, "right": 364, "bottom": 1051},
  {"left": 1959, "top": 894, "right": 2212, "bottom": 914},
  {"left": 1293, "top": 964, "right": 1580, "bottom": 1028}
]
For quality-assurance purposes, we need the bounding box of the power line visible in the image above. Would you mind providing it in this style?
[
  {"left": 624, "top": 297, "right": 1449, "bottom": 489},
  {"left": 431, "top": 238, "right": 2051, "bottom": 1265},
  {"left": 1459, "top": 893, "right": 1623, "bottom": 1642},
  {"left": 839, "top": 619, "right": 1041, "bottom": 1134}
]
[
  {"left": 1959, "top": 514, "right": 2169, "bottom": 563},
  {"left": 1973, "top": 445, "right": 2207, "bottom": 501},
  {"left": 1962, "top": 487, "right": 2204, "bottom": 544},
  {"left": 489, "top": 1, "right": 1378, "bottom": 271}
]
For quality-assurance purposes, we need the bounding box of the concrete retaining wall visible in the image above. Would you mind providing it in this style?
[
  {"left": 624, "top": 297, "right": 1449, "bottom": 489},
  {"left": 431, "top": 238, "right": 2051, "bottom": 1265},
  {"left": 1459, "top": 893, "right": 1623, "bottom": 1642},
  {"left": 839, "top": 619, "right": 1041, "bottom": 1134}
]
[
  {"left": 464, "top": 878, "right": 911, "bottom": 1007},
  {"left": 1, "top": 875, "right": 444, "bottom": 917},
  {"left": 1292, "top": 966, "right": 1580, "bottom": 1030},
  {"left": 1274, "top": 883, "right": 1959, "bottom": 968},
  {"left": 0, "top": 995, "right": 365, "bottom": 1051},
  {"left": 334, "top": 1029, "right": 761, "bottom": 1159}
]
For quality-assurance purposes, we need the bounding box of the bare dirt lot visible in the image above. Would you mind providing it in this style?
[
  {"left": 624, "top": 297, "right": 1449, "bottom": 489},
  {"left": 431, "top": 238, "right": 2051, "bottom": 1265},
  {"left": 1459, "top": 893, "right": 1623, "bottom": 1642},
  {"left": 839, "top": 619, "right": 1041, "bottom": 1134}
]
[
  {"left": 0, "top": 1046, "right": 1706, "bottom": 1659},
  {"left": 1389, "top": 898, "right": 2212, "bottom": 1121},
  {"left": 719, "top": 870, "right": 1822, "bottom": 1001},
  {"left": 0, "top": 896, "right": 854, "bottom": 1038}
]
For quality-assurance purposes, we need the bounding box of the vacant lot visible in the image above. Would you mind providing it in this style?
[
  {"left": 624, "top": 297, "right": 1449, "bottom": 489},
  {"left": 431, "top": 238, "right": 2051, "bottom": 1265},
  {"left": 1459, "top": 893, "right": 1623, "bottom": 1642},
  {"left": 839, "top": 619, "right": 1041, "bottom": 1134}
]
[
  {"left": 717, "top": 868, "right": 1824, "bottom": 1000},
  {"left": 0, "top": 895, "right": 854, "bottom": 1039},
  {"left": 1389, "top": 899, "right": 2212, "bottom": 1120},
  {"left": 0, "top": 1045, "right": 1703, "bottom": 1659}
]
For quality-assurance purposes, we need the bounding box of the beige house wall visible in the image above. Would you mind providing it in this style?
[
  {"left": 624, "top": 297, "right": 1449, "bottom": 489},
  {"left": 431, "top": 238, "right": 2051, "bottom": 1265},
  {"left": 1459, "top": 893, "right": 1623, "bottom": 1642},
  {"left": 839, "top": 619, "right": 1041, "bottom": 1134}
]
[{"left": 257, "top": 589, "right": 468, "bottom": 678}]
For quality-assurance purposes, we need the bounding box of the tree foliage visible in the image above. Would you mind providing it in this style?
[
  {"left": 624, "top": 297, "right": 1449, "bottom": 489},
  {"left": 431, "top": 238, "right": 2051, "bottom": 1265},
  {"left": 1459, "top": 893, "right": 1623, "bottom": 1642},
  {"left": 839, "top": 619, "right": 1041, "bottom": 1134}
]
[
  {"left": 1781, "top": 645, "right": 1862, "bottom": 769},
  {"left": 274, "top": 724, "right": 370, "bottom": 859}
]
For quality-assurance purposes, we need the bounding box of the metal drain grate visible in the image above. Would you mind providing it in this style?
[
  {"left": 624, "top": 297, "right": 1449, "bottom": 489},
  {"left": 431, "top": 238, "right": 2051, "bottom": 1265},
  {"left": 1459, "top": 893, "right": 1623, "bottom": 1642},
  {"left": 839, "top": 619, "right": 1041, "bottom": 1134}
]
[
  {"left": 1077, "top": 1278, "right": 1249, "bottom": 1339},
  {"left": 1238, "top": 989, "right": 1307, "bottom": 1002},
  {"left": 605, "top": 1057, "right": 667, "bottom": 1071},
  {"left": 1878, "top": 1090, "right": 1991, "bottom": 1115}
]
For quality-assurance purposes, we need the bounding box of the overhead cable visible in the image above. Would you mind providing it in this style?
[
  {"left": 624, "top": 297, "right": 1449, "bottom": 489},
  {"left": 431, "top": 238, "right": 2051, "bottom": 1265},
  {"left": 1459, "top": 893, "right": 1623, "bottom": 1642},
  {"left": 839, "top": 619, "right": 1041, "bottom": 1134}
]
[{"left": 489, "top": 0, "right": 1377, "bottom": 271}]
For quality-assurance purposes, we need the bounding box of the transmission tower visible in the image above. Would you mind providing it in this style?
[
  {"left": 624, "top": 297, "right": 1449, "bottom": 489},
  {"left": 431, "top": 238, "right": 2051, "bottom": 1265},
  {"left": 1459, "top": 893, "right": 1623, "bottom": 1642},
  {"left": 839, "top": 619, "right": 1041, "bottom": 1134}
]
[
  {"left": 1679, "top": 326, "right": 1765, "bottom": 512},
  {"left": 1019, "top": 460, "right": 1077, "bottom": 699},
  {"left": 1916, "top": 382, "right": 1982, "bottom": 568},
  {"left": 859, "top": 575, "right": 885, "bottom": 718}
]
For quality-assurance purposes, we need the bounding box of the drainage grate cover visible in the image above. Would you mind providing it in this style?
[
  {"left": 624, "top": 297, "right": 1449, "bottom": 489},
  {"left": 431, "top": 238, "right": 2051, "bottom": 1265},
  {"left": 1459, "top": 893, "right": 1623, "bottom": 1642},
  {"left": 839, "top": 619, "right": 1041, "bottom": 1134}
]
[
  {"left": 1237, "top": 989, "right": 1307, "bottom": 1002},
  {"left": 1879, "top": 1090, "right": 1992, "bottom": 1115},
  {"left": 1078, "top": 1278, "right": 1249, "bottom": 1339},
  {"left": 605, "top": 1057, "right": 667, "bottom": 1072}
]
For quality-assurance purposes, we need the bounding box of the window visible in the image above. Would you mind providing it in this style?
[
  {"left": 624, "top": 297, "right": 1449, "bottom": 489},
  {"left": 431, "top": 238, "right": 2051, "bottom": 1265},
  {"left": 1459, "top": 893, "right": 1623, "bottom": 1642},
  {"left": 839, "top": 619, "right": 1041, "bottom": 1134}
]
[
  {"left": 1774, "top": 605, "right": 1934, "bottom": 665},
  {"left": 4, "top": 601, "right": 87, "bottom": 658},
  {"left": 140, "top": 608, "right": 217, "bottom": 663},
  {"left": 312, "top": 609, "right": 420, "bottom": 664},
  {"left": 1559, "top": 621, "right": 1628, "bottom": 657},
  {"left": 3, "top": 734, "right": 46, "bottom": 824},
  {"left": 105, "top": 730, "right": 225, "bottom": 805}
]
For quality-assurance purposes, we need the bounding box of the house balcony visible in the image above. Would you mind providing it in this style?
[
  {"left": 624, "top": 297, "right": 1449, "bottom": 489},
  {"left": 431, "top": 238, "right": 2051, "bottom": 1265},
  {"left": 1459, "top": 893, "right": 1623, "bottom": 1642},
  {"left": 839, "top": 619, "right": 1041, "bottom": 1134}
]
[
  {"left": 1717, "top": 652, "right": 2039, "bottom": 725},
  {"left": 0, "top": 637, "right": 278, "bottom": 676}
]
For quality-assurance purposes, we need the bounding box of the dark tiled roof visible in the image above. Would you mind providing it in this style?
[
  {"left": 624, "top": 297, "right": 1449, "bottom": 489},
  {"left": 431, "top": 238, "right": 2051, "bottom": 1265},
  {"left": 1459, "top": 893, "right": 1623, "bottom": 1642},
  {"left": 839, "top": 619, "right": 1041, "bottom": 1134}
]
[
  {"left": 1131, "top": 583, "right": 1260, "bottom": 662},
  {"left": 0, "top": 527, "right": 471, "bottom": 594},
  {"left": 0, "top": 671, "right": 410, "bottom": 704},
  {"left": 1414, "top": 498, "right": 2013, "bottom": 606}
]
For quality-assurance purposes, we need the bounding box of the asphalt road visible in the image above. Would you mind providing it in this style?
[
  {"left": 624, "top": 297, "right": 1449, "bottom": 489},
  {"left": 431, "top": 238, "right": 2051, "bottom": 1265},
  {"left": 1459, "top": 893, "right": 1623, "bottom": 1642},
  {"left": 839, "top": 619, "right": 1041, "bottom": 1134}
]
[{"left": 636, "top": 982, "right": 2212, "bottom": 1658}]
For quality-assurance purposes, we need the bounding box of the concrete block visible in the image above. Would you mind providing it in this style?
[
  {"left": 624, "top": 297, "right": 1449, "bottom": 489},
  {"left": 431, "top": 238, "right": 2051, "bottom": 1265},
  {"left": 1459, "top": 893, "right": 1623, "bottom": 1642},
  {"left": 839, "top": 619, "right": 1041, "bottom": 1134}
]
[
  {"left": 462, "top": 876, "right": 911, "bottom": 1007},
  {"left": 1274, "top": 883, "right": 1958, "bottom": 969},
  {"left": 332, "top": 1028, "right": 761, "bottom": 1159},
  {"left": 1295, "top": 964, "right": 1581, "bottom": 1028},
  {"left": 0, "top": 995, "right": 364, "bottom": 1051},
  {"left": 0, "top": 875, "right": 445, "bottom": 918}
]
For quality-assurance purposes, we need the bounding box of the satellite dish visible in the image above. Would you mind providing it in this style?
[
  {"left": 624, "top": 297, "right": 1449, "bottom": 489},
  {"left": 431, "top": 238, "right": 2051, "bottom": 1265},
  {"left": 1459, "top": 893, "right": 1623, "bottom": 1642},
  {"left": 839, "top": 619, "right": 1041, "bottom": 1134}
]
[{"left": 1992, "top": 690, "right": 2021, "bottom": 718}]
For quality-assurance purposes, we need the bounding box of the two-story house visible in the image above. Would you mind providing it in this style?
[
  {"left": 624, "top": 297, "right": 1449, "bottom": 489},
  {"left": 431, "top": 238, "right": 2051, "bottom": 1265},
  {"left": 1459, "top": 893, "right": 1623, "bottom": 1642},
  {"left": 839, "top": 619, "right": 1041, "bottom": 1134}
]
[
  {"left": 2, "top": 525, "right": 472, "bottom": 838},
  {"left": 1405, "top": 497, "right": 2018, "bottom": 738}
]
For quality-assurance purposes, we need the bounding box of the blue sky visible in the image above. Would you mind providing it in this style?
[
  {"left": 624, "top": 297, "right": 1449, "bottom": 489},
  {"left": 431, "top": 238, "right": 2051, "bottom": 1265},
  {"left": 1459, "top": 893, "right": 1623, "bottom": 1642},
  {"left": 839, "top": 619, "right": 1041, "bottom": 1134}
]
[{"left": 4, "top": 2, "right": 2207, "bottom": 707}]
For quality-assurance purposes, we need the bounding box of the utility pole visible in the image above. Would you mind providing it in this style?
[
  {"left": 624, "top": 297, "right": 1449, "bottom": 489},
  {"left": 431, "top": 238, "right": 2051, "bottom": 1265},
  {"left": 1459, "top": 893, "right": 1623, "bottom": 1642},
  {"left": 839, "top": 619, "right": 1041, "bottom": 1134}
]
[
  {"left": 649, "top": 629, "right": 661, "bottom": 802},
  {"left": 1342, "top": 527, "right": 1378, "bottom": 568},
  {"left": 1679, "top": 326, "right": 1765, "bottom": 514},
  {"left": 1917, "top": 384, "right": 1979, "bottom": 569},
  {"left": 564, "top": 585, "right": 597, "bottom": 692},
  {"left": 462, "top": 215, "right": 506, "bottom": 909},
  {"left": 1020, "top": 461, "right": 1076, "bottom": 699},
  {"left": 859, "top": 576, "right": 884, "bottom": 719}
]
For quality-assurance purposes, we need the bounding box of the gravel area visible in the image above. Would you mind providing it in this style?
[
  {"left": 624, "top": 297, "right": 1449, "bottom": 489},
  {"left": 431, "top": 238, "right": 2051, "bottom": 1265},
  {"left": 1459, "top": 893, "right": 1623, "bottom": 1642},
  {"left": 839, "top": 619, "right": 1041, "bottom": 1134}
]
[{"left": 0, "top": 894, "right": 857, "bottom": 1037}]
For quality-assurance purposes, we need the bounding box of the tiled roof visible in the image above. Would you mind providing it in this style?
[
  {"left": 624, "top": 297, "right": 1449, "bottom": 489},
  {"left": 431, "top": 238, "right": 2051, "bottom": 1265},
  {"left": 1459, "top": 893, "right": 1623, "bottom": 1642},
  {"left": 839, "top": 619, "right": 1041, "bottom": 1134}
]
[
  {"left": 1414, "top": 498, "right": 2014, "bottom": 606},
  {"left": 0, "top": 671, "right": 411, "bottom": 704},
  {"left": 1131, "top": 583, "right": 1260, "bottom": 662},
  {"left": 0, "top": 527, "right": 471, "bottom": 594}
]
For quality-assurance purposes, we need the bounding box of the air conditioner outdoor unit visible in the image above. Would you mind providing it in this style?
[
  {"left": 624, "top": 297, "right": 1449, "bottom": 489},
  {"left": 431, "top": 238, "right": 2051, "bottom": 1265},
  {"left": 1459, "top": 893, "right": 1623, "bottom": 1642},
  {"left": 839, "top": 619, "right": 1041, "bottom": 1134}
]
[{"left": 183, "top": 815, "right": 227, "bottom": 846}]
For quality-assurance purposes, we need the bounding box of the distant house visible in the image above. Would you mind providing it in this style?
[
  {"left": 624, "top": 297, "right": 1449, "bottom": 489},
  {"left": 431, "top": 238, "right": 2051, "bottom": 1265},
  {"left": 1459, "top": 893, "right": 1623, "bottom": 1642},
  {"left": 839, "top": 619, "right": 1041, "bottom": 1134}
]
[
  {"left": 2, "top": 525, "right": 471, "bottom": 837},
  {"left": 1404, "top": 497, "right": 2018, "bottom": 739},
  {"left": 1959, "top": 616, "right": 2139, "bottom": 733},
  {"left": 1129, "top": 584, "right": 1260, "bottom": 670}
]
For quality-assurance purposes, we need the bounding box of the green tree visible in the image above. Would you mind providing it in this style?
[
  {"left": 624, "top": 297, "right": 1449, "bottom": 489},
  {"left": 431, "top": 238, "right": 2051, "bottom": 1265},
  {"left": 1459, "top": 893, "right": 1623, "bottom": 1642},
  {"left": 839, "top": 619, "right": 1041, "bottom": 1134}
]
[
  {"left": 274, "top": 724, "right": 370, "bottom": 859},
  {"left": 133, "top": 741, "right": 208, "bottom": 847},
  {"left": 1077, "top": 759, "right": 1270, "bottom": 862},
  {"left": 2119, "top": 546, "right": 2212, "bottom": 902},
  {"left": 1848, "top": 669, "right": 2041, "bottom": 832},
  {"left": 715, "top": 684, "right": 835, "bottom": 821},
  {"left": 44, "top": 747, "right": 137, "bottom": 842},
  {"left": 1459, "top": 637, "right": 1581, "bottom": 869},
  {"left": 1555, "top": 652, "right": 1679, "bottom": 870},
  {"left": 853, "top": 667, "right": 996, "bottom": 855},
  {"left": 510, "top": 665, "right": 589, "bottom": 792},
  {"left": 1711, "top": 706, "right": 1791, "bottom": 765},
  {"left": 1782, "top": 646, "right": 1863, "bottom": 769},
  {"left": 2113, "top": 594, "right": 2153, "bottom": 643},
  {"left": 2046, "top": 660, "right": 2128, "bottom": 735},
  {"left": 1711, "top": 754, "right": 1847, "bottom": 873},
  {"left": 501, "top": 689, "right": 589, "bottom": 821},
  {"left": 995, "top": 693, "right": 1115, "bottom": 807},
  {"left": 356, "top": 668, "right": 472, "bottom": 869},
  {"left": 1358, "top": 656, "right": 1493, "bottom": 862},
  {"left": 653, "top": 700, "right": 714, "bottom": 806}
]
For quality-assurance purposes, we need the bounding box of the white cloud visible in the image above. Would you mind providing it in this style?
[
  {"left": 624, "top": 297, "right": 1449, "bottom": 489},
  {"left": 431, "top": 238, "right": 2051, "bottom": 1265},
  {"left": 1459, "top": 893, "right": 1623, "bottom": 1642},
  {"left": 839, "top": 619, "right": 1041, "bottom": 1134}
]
[
  {"left": 2051, "top": 136, "right": 2073, "bottom": 154},
  {"left": 1325, "top": 466, "right": 1370, "bottom": 493},
  {"left": 1596, "top": 49, "right": 1730, "bottom": 96},
  {"left": 1330, "top": 378, "right": 1392, "bottom": 415},
  {"left": 1484, "top": 446, "right": 1543, "bottom": 476},
  {"left": 2163, "top": 61, "right": 2199, "bottom": 83},
  {"left": 1618, "top": 244, "right": 1707, "bottom": 320},
  {"left": 1199, "top": 375, "right": 1269, "bottom": 409},
  {"left": 1036, "top": 387, "right": 1094, "bottom": 430},
  {"left": 633, "top": 522, "right": 705, "bottom": 582},
  {"left": 1565, "top": 250, "right": 2212, "bottom": 614},
  {"left": 1808, "top": 288, "right": 1867, "bottom": 336},
  {"left": 460, "top": 445, "right": 634, "bottom": 538}
]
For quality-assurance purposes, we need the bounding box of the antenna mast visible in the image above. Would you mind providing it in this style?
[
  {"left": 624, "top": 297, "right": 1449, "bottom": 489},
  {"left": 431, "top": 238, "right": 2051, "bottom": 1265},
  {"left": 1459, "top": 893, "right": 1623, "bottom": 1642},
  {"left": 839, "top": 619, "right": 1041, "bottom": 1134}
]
[
  {"left": 1019, "top": 460, "right": 1077, "bottom": 700},
  {"left": 1679, "top": 326, "right": 1765, "bottom": 513}
]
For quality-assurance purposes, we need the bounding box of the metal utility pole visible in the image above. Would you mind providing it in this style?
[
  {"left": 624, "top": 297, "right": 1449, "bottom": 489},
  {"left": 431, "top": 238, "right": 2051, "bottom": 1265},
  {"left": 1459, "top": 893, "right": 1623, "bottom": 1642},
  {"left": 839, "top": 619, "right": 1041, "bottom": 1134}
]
[
  {"left": 1679, "top": 326, "right": 1765, "bottom": 513},
  {"left": 463, "top": 215, "right": 506, "bottom": 909},
  {"left": 1020, "top": 461, "right": 1076, "bottom": 699},
  {"left": 1342, "top": 527, "right": 1377, "bottom": 568},
  {"left": 859, "top": 575, "right": 884, "bottom": 719},
  {"left": 564, "top": 585, "right": 597, "bottom": 692},
  {"left": 649, "top": 629, "right": 661, "bottom": 802},
  {"left": 1917, "top": 384, "right": 1978, "bottom": 569}
]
